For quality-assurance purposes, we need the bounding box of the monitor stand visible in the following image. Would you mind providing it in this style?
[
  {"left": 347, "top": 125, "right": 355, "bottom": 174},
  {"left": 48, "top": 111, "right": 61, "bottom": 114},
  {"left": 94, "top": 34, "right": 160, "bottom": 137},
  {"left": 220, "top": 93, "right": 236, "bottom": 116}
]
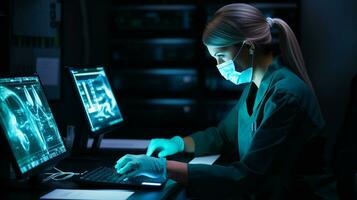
[
  {"left": 91, "top": 134, "right": 104, "bottom": 150},
  {"left": 70, "top": 124, "right": 89, "bottom": 153}
]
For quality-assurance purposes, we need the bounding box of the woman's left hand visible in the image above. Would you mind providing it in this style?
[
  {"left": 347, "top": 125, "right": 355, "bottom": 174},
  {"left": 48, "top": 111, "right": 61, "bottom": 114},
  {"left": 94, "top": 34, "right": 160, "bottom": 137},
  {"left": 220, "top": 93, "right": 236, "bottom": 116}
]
[{"left": 114, "top": 154, "right": 166, "bottom": 179}]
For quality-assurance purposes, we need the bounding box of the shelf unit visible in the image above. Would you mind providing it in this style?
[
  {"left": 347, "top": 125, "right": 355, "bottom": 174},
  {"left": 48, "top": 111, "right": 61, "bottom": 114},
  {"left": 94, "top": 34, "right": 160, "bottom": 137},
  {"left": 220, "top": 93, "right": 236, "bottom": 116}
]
[{"left": 105, "top": 0, "right": 299, "bottom": 139}]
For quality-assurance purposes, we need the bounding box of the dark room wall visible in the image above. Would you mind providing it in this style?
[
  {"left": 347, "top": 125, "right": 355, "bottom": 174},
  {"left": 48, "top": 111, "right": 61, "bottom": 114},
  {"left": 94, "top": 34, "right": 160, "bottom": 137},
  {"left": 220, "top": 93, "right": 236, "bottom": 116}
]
[
  {"left": 60, "top": 0, "right": 357, "bottom": 144},
  {"left": 62, "top": 0, "right": 108, "bottom": 66},
  {"left": 300, "top": 0, "right": 357, "bottom": 154}
]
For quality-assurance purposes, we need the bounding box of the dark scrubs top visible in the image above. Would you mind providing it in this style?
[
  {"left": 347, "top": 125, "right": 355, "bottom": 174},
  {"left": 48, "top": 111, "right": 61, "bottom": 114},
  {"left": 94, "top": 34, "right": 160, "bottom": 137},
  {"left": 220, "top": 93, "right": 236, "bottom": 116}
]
[{"left": 188, "top": 59, "right": 337, "bottom": 199}]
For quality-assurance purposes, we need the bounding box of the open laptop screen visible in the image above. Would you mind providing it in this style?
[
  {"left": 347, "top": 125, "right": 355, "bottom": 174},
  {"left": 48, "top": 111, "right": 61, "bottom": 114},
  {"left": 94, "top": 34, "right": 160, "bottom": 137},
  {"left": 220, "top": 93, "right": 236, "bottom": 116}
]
[
  {"left": 69, "top": 67, "right": 123, "bottom": 133},
  {"left": 0, "top": 76, "right": 67, "bottom": 175}
]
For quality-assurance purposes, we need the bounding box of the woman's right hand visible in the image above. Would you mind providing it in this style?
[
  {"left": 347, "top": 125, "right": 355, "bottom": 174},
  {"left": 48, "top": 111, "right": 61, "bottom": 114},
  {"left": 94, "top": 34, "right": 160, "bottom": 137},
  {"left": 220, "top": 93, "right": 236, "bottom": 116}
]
[{"left": 146, "top": 136, "right": 185, "bottom": 158}]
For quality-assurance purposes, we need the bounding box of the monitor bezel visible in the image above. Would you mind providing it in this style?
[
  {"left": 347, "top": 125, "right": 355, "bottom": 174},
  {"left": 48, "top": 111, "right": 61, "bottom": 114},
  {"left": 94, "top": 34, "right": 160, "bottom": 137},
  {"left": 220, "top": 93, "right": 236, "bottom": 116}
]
[
  {"left": 0, "top": 74, "right": 69, "bottom": 179},
  {"left": 66, "top": 65, "right": 124, "bottom": 137}
]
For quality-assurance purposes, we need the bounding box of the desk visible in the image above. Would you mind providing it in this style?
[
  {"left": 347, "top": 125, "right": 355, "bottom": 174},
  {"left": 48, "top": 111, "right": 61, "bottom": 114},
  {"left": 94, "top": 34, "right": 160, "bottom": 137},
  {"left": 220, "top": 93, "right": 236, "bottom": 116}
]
[{"left": 2, "top": 150, "right": 190, "bottom": 200}]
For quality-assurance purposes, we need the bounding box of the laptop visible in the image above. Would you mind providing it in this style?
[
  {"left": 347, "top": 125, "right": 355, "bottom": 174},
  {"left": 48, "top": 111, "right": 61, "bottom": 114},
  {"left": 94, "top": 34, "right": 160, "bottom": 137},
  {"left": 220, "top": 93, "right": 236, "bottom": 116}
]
[
  {"left": 67, "top": 66, "right": 167, "bottom": 188},
  {"left": 0, "top": 74, "right": 166, "bottom": 189},
  {"left": 0, "top": 76, "right": 68, "bottom": 179}
]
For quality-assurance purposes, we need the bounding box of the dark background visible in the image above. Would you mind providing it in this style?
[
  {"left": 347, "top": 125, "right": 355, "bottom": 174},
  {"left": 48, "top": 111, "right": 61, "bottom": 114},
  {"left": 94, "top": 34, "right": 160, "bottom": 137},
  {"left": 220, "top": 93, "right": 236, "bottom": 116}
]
[
  {"left": 1, "top": 0, "right": 356, "bottom": 178},
  {"left": 1, "top": 0, "right": 356, "bottom": 198},
  {"left": 1, "top": 0, "right": 303, "bottom": 139}
]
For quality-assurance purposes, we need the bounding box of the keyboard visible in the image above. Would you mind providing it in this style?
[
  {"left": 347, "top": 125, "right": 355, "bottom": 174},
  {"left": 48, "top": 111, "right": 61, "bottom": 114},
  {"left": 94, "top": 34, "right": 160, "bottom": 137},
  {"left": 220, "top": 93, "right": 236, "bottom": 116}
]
[{"left": 77, "top": 166, "right": 166, "bottom": 189}]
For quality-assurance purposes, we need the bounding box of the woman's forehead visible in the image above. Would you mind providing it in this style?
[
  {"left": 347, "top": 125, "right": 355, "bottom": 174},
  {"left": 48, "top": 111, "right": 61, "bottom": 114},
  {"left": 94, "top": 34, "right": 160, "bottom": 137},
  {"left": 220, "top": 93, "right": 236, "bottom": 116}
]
[{"left": 206, "top": 45, "right": 234, "bottom": 56}]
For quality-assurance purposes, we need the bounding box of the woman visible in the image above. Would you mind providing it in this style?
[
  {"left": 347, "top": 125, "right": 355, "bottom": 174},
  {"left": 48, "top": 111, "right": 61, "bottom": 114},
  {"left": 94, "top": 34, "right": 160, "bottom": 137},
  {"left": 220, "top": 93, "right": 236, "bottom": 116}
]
[{"left": 115, "top": 3, "right": 336, "bottom": 199}]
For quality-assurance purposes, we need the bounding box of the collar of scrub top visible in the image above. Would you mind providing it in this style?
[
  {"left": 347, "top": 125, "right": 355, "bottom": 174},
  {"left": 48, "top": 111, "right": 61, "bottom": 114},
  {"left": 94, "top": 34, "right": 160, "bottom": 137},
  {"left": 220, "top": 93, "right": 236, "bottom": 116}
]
[{"left": 251, "top": 57, "right": 282, "bottom": 112}]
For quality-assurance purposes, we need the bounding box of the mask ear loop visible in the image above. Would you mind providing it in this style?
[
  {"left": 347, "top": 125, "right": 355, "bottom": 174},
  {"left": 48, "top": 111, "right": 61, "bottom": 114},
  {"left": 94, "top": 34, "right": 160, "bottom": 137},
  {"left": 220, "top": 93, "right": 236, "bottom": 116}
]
[
  {"left": 248, "top": 42, "right": 255, "bottom": 68},
  {"left": 230, "top": 40, "right": 248, "bottom": 72},
  {"left": 232, "top": 41, "right": 247, "bottom": 61},
  {"left": 233, "top": 40, "right": 255, "bottom": 69}
]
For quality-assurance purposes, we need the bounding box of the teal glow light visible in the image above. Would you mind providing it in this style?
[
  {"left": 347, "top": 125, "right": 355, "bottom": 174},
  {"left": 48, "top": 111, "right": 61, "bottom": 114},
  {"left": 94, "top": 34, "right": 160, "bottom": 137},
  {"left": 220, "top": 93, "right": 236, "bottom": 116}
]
[
  {"left": 70, "top": 67, "right": 124, "bottom": 132},
  {"left": 0, "top": 77, "right": 66, "bottom": 174}
]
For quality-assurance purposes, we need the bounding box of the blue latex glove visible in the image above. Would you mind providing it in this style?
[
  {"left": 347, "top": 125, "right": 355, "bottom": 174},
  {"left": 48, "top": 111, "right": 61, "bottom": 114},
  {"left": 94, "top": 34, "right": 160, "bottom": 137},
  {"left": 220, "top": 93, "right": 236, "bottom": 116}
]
[
  {"left": 146, "top": 136, "right": 184, "bottom": 158},
  {"left": 114, "top": 154, "right": 166, "bottom": 179}
]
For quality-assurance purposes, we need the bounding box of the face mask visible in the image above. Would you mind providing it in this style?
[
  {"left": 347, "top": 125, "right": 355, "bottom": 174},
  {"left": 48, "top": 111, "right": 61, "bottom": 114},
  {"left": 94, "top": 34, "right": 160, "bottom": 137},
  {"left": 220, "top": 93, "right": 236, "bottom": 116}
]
[{"left": 216, "top": 42, "right": 254, "bottom": 85}]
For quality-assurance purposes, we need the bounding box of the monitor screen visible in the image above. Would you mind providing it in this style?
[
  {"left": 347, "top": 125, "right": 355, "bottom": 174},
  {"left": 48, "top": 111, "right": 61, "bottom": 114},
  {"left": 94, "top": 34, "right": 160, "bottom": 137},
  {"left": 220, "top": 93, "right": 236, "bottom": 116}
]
[
  {"left": 69, "top": 67, "right": 123, "bottom": 133},
  {"left": 0, "top": 76, "right": 66, "bottom": 174}
]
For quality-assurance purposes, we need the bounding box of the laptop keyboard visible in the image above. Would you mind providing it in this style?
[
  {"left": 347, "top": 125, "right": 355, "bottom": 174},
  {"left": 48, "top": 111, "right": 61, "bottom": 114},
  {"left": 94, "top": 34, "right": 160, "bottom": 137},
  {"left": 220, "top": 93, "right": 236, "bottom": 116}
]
[
  {"left": 78, "top": 166, "right": 166, "bottom": 189},
  {"left": 80, "top": 166, "right": 128, "bottom": 184}
]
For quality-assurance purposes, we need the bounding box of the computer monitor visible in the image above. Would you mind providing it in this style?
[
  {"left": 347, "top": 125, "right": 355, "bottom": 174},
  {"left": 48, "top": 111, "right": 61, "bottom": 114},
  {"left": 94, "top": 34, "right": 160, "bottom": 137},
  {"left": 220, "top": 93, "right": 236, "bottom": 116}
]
[
  {"left": 0, "top": 76, "right": 68, "bottom": 179},
  {"left": 68, "top": 66, "right": 124, "bottom": 136}
]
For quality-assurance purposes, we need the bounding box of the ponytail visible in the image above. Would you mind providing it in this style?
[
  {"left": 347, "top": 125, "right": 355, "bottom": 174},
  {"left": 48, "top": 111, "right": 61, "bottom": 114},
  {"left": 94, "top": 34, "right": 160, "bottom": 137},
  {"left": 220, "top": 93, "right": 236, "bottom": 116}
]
[{"left": 269, "top": 18, "right": 315, "bottom": 92}]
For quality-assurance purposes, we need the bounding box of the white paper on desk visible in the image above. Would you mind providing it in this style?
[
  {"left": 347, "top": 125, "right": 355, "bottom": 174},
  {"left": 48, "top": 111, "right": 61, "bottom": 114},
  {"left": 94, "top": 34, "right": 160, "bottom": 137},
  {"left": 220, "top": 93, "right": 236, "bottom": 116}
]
[
  {"left": 189, "top": 154, "right": 220, "bottom": 165},
  {"left": 40, "top": 189, "right": 134, "bottom": 200},
  {"left": 87, "top": 138, "right": 149, "bottom": 150}
]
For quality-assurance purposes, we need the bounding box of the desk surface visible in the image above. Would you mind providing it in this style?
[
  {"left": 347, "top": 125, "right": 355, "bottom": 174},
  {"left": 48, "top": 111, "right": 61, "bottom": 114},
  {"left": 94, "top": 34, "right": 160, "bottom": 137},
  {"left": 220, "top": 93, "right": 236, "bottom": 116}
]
[{"left": 3, "top": 150, "right": 190, "bottom": 200}]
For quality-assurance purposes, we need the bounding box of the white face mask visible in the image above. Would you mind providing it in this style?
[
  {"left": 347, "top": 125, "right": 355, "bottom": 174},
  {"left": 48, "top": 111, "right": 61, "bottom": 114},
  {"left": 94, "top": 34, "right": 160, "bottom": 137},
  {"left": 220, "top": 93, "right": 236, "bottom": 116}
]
[{"left": 216, "top": 42, "right": 254, "bottom": 85}]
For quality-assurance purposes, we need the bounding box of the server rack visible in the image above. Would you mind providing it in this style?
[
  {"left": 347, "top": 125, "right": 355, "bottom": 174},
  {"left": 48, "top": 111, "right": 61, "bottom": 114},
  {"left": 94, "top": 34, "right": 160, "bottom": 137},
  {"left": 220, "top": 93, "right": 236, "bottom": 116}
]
[{"left": 106, "top": 0, "right": 299, "bottom": 139}]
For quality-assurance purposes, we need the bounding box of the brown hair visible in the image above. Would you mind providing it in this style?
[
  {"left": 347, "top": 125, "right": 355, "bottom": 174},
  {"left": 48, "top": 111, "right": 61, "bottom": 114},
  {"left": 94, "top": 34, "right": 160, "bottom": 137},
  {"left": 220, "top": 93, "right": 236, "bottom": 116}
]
[{"left": 202, "top": 3, "right": 314, "bottom": 90}]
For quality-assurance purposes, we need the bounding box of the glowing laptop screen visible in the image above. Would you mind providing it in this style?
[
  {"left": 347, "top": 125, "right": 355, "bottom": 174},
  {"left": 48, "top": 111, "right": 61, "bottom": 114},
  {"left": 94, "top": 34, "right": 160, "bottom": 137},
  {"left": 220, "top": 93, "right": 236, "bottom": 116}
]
[{"left": 69, "top": 67, "right": 123, "bottom": 133}]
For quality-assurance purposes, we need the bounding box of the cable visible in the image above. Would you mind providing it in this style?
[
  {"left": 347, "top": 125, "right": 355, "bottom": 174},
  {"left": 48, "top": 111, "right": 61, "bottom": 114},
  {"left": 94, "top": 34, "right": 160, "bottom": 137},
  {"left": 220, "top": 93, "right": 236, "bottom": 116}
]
[{"left": 43, "top": 167, "right": 88, "bottom": 182}]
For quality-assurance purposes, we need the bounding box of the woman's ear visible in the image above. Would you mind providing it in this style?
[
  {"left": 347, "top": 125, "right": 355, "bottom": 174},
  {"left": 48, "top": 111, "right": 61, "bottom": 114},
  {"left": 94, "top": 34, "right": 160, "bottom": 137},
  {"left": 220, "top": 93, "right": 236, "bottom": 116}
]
[{"left": 245, "top": 40, "right": 255, "bottom": 55}]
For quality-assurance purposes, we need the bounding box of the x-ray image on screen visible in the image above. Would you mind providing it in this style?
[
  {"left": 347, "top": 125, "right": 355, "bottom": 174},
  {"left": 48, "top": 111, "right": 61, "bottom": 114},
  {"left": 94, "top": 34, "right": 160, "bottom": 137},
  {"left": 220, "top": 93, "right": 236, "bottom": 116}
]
[
  {"left": 0, "top": 77, "right": 66, "bottom": 174},
  {"left": 70, "top": 67, "right": 123, "bottom": 132}
]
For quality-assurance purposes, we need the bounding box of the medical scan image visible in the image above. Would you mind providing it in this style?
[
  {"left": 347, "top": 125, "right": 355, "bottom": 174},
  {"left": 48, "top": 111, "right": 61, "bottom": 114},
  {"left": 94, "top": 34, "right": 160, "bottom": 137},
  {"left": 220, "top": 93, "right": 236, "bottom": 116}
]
[
  {"left": 0, "top": 77, "right": 66, "bottom": 174},
  {"left": 71, "top": 67, "right": 123, "bottom": 132}
]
